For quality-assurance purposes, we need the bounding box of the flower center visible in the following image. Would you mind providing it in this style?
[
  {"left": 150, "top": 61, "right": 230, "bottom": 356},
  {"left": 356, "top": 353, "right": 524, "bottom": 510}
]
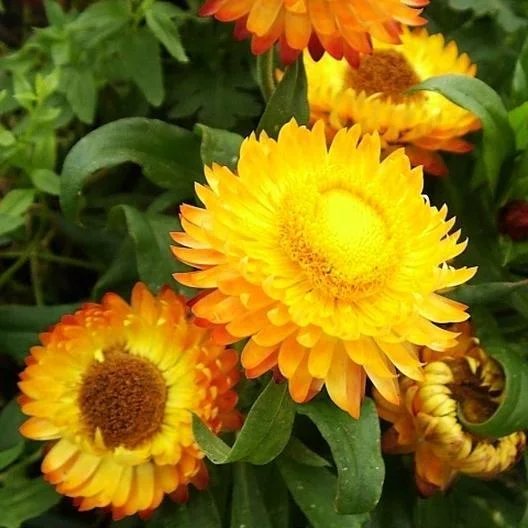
[
  {"left": 79, "top": 349, "right": 167, "bottom": 450},
  {"left": 446, "top": 357, "right": 503, "bottom": 424},
  {"left": 280, "top": 187, "right": 395, "bottom": 300},
  {"left": 348, "top": 50, "right": 421, "bottom": 103}
]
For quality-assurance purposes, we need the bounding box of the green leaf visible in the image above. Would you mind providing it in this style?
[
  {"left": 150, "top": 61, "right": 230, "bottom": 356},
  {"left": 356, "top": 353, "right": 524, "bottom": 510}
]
[
  {"left": 0, "top": 477, "right": 60, "bottom": 528},
  {"left": 43, "top": 0, "right": 66, "bottom": 26},
  {"left": 447, "top": 0, "right": 526, "bottom": 32},
  {"left": 231, "top": 463, "right": 273, "bottom": 528},
  {"left": 0, "top": 189, "right": 35, "bottom": 217},
  {"left": 145, "top": 2, "right": 189, "bottom": 63},
  {"left": 65, "top": 69, "right": 97, "bottom": 124},
  {"left": 282, "top": 437, "right": 331, "bottom": 468},
  {"left": 195, "top": 124, "right": 243, "bottom": 171},
  {"left": 411, "top": 75, "right": 515, "bottom": 194},
  {"left": 60, "top": 117, "right": 202, "bottom": 221},
  {"left": 253, "top": 464, "right": 290, "bottom": 528},
  {"left": 108, "top": 206, "right": 185, "bottom": 293},
  {"left": 298, "top": 398, "right": 384, "bottom": 514},
  {"left": 193, "top": 379, "right": 295, "bottom": 465},
  {"left": 448, "top": 280, "right": 528, "bottom": 305},
  {"left": 276, "top": 456, "right": 369, "bottom": 528},
  {"left": 147, "top": 490, "right": 221, "bottom": 528},
  {"left": 508, "top": 102, "right": 528, "bottom": 150},
  {"left": 0, "top": 189, "right": 35, "bottom": 236},
  {"left": 460, "top": 308, "right": 528, "bottom": 437},
  {"left": 30, "top": 169, "right": 60, "bottom": 196},
  {"left": 256, "top": 49, "right": 277, "bottom": 101},
  {"left": 258, "top": 55, "right": 309, "bottom": 138},
  {"left": 121, "top": 29, "right": 164, "bottom": 107},
  {"left": 512, "top": 36, "right": 528, "bottom": 106},
  {"left": 0, "top": 400, "right": 25, "bottom": 471},
  {"left": 0, "top": 303, "right": 80, "bottom": 362}
]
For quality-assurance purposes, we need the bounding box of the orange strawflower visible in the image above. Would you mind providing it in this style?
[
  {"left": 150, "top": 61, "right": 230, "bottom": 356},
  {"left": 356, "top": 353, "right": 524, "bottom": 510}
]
[
  {"left": 199, "top": 0, "right": 429, "bottom": 65},
  {"left": 303, "top": 28, "right": 480, "bottom": 175},
  {"left": 171, "top": 120, "right": 476, "bottom": 418},
  {"left": 374, "top": 322, "right": 526, "bottom": 496},
  {"left": 18, "top": 283, "right": 241, "bottom": 519}
]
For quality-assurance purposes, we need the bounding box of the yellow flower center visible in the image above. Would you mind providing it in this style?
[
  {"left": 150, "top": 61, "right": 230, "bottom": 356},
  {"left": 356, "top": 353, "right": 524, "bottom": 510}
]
[
  {"left": 279, "top": 185, "right": 396, "bottom": 301},
  {"left": 348, "top": 50, "right": 422, "bottom": 103},
  {"left": 79, "top": 349, "right": 167, "bottom": 450}
]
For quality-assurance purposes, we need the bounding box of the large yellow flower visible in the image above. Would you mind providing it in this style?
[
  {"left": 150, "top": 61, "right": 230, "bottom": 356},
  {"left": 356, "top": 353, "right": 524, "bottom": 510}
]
[
  {"left": 304, "top": 28, "right": 481, "bottom": 175},
  {"left": 18, "top": 283, "right": 241, "bottom": 519},
  {"left": 374, "top": 323, "right": 526, "bottom": 495},
  {"left": 199, "top": 0, "right": 429, "bottom": 65},
  {"left": 172, "top": 120, "right": 476, "bottom": 418}
]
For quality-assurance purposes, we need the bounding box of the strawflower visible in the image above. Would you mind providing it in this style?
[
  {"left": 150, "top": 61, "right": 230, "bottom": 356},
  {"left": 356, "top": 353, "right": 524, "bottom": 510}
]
[
  {"left": 172, "top": 120, "right": 476, "bottom": 418},
  {"left": 303, "top": 28, "right": 480, "bottom": 175},
  {"left": 374, "top": 322, "right": 526, "bottom": 495},
  {"left": 199, "top": 0, "right": 429, "bottom": 66},
  {"left": 18, "top": 283, "right": 241, "bottom": 519}
]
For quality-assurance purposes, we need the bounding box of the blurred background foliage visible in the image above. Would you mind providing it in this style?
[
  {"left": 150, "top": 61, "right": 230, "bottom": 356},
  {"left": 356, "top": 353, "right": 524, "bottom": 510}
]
[{"left": 1, "top": 0, "right": 528, "bottom": 527}]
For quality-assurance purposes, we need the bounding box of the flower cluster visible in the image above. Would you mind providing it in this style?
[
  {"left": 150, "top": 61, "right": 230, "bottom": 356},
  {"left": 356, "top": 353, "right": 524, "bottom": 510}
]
[{"left": 16, "top": 0, "right": 526, "bottom": 521}]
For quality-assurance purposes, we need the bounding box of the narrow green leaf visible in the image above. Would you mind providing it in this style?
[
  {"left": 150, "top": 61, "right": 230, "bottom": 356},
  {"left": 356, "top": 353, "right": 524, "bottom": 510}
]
[
  {"left": 257, "top": 56, "right": 309, "bottom": 138},
  {"left": 461, "top": 308, "right": 528, "bottom": 437},
  {"left": 253, "top": 464, "right": 290, "bottom": 528},
  {"left": 298, "top": 398, "right": 384, "bottom": 514},
  {"left": 509, "top": 102, "right": 528, "bottom": 150},
  {"left": 108, "top": 206, "right": 184, "bottom": 293},
  {"left": 277, "top": 456, "right": 369, "bottom": 528},
  {"left": 0, "top": 478, "right": 60, "bottom": 528},
  {"left": 30, "top": 169, "right": 60, "bottom": 196},
  {"left": 411, "top": 75, "right": 514, "bottom": 194},
  {"left": 147, "top": 490, "right": 221, "bottom": 528},
  {"left": 256, "top": 49, "right": 277, "bottom": 101},
  {"left": 193, "top": 380, "right": 295, "bottom": 465},
  {"left": 65, "top": 69, "right": 97, "bottom": 124},
  {"left": 194, "top": 124, "right": 243, "bottom": 171},
  {"left": 513, "top": 35, "right": 528, "bottom": 106},
  {"left": 121, "top": 29, "right": 164, "bottom": 106},
  {"left": 43, "top": 0, "right": 66, "bottom": 26},
  {"left": 60, "top": 117, "right": 202, "bottom": 221},
  {"left": 145, "top": 2, "right": 188, "bottom": 62},
  {"left": 0, "top": 400, "right": 25, "bottom": 471},
  {"left": 231, "top": 463, "right": 273, "bottom": 528}
]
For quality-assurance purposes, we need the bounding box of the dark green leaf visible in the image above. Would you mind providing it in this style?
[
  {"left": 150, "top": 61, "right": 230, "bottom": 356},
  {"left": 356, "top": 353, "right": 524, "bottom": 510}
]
[
  {"left": 411, "top": 75, "right": 515, "bottom": 194},
  {"left": 108, "top": 206, "right": 184, "bottom": 293},
  {"left": 147, "top": 490, "right": 221, "bottom": 528},
  {"left": 121, "top": 29, "right": 164, "bottom": 107},
  {"left": 277, "top": 456, "right": 369, "bottom": 528},
  {"left": 0, "top": 477, "right": 60, "bottom": 528},
  {"left": 231, "top": 463, "right": 272, "bottom": 528},
  {"left": 298, "top": 398, "right": 384, "bottom": 514},
  {"left": 282, "top": 437, "right": 330, "bottom": 468},
  {"left": 195, "top": 124, "right": 243, "bottom": 171},
  {"left": 448, "top": 280, "right": 528, "bottom": 305},
  {"left": 145, "top": 3, "right": 189, "bottom": 63},
  {"left": 60, "top": 117, "right": 202, "bottom": 221},
  {"left": 512, "top": 36, "right": 528, "bottom": 106},
  {"left": 256, "top": 49, "right": 277, "bottom": 101},
  {"left": 193, "top": 380, "right": 295, "bottom": 465},
  {"left": 257, "top": 55, "right": 309, "bottom": 138},
  {"left": 0, "top": 304, "right": 80, "bottom": 362},
  {"left": 447, "top": 0, "right": 526, "bottom": 32},
  {"left": 253, "top": 464, "right": 290, "bottom": 528},
  {"left": 461, "top": 308, "right": 528, "bottom": 436},
  {"left": 0, "top": 400, "right": 25, "bottom": 471}
]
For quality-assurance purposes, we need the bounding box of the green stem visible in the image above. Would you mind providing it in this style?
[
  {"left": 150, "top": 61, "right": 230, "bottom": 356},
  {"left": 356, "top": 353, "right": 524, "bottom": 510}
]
[
  {"left": 0, "top": 251, "right": 100, "bottom": 271},
  {"left": 0, "top": 251, "right": 31, "bottom": 292},
  {"left": 30, "top": 254, "right": 43, "bottom": 305}
]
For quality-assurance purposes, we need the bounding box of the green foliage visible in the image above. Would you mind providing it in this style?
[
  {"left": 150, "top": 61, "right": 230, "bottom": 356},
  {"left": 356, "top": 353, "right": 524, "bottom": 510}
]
[{"left": 1, "top": 1, "right": 528, "bottom": 527}]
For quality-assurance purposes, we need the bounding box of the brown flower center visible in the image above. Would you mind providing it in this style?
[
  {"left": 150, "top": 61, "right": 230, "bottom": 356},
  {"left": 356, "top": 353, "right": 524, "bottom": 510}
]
[
  {"left": 447, "top": 357, "right": 503, "bottom": 424},
  {"left": 79, "top": 348, "right": 167, "bottom": 450},
  {"left": 348, "top": 50, "right": 421, "bottom": 103}
]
